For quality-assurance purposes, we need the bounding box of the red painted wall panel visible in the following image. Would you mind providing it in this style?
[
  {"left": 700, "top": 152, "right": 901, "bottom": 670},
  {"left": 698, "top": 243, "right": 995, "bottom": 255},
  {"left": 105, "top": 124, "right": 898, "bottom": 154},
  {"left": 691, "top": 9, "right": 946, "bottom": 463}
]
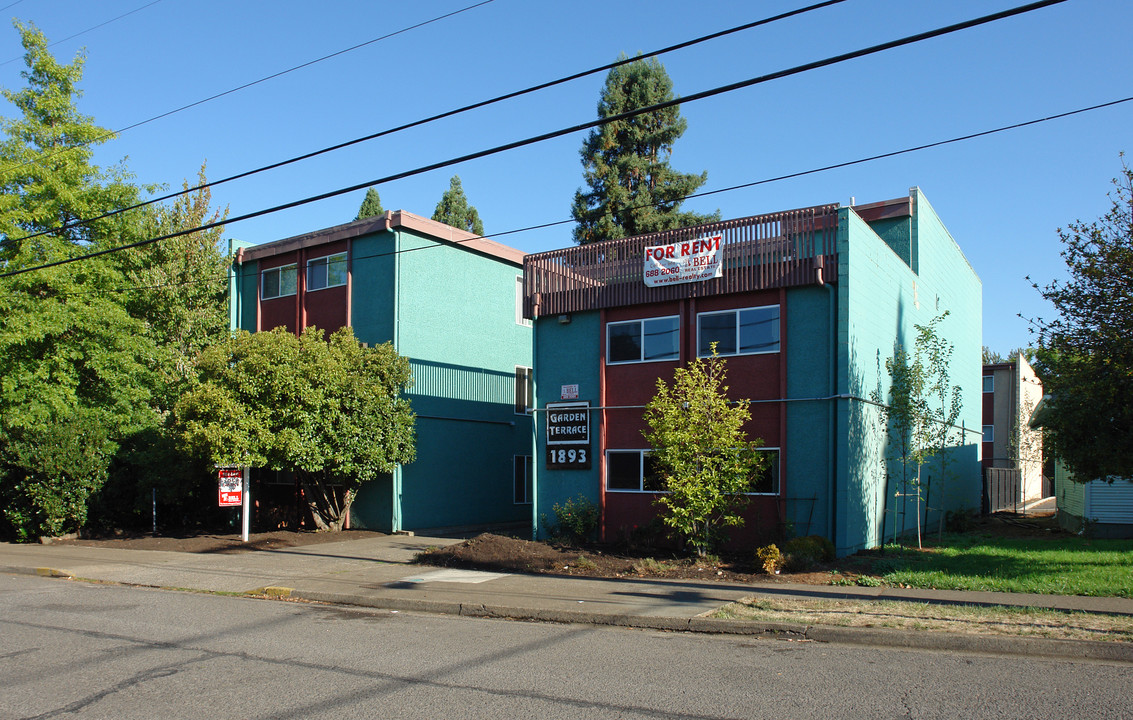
[{"left": 598, "top": 290, "right": 787, "bottom": 545}]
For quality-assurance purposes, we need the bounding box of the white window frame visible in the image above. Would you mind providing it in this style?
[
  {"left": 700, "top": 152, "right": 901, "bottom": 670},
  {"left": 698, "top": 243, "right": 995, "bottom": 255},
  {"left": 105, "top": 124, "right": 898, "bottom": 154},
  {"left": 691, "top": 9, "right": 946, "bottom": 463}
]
[
  {"left": 606, "top": 315, "right": 680, "bottom": 365},
  {"left": 746, "top": 447, "right": 781, "bottom": 496},
  {"left": 605, "top": 449, "right": 665, "bottom": 493},
  {"left": 306, "top": 252, "right": 347, "bottom": 292},
  {"left": 697, "top": 304, "right": 780, "bottom": 358},
  {"left": 513, "top": 455, "right": 532, "bottom": 504},
  {"left": 261, "top": 263, "right": 297, "bottom": 300},
  {"left": 515, "top": 366, "right": 533, "bottom": 415},
  {"left": 983, "top": 425, "right": 994, "bottom": 443},
  {"left": 515, "top": 276, "right": 532, "bottom": 327},
  {"left": 983, "top": 375, "right": 994, "bottom": 393}
]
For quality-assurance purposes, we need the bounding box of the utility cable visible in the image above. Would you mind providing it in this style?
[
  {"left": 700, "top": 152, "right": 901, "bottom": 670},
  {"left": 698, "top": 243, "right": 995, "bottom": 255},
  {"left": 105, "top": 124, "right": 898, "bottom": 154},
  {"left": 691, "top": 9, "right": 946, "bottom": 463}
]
[
  {"left": 0, "top": 0, "right": 496, "bottom": 180},
  {"left": 0, "top": 0, "right": 165, "bottom": 67},
  {"left": 0, "top": 0, "right": 1071, "bottom": 279},
  {"left": 4, "top": 0, "right": 852, "bottom": 248},
  {"left": 22, "top": 90, "right": 1128, "bottom": 301}
]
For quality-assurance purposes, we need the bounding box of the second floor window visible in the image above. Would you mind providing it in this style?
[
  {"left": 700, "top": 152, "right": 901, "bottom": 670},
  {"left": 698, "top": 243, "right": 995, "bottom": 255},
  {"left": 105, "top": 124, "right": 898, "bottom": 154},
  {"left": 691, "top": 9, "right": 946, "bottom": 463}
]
[
  {"left": 607, "top": 316, "right": 680, "bottom": 364},
  {"left": 307, "top": 252, "right": 347, "bottom": 291},
  {"left": 698, "top": 305, "right": 779, "bottom": 357},
  {"left": 262, "top": 264, "right": 297, "bottom": 300}
]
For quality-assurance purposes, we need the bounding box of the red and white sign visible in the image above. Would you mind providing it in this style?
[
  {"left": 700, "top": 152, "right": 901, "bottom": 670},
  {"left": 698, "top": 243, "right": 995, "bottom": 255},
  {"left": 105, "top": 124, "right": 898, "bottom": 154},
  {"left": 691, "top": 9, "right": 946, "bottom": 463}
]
[
  {"left": 218, "top": 468, "right": 243, "bottom": 507},
  {"left": 561, "top": 384, "right": 579, "bottom": 400},
  {"left": 643, "top": 233, "right": 723, "bottom": 288}
]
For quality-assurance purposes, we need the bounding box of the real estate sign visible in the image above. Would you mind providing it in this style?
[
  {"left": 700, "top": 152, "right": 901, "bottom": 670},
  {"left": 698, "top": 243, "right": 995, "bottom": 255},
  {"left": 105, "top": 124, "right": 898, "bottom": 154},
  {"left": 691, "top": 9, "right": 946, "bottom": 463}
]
[
  {"left": 218, "top": 467, "right": 243, "bottom": 507},
  {"left": 643, "top": 233, "right": 723, "bottom": 287}
]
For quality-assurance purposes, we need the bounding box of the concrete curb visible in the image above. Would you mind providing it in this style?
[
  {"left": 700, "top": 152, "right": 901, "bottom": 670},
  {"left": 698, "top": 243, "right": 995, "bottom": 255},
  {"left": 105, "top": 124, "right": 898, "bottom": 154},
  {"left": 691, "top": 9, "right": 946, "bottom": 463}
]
[{"left": 286, "top": 589, "right": 1133, "bottom": 663}]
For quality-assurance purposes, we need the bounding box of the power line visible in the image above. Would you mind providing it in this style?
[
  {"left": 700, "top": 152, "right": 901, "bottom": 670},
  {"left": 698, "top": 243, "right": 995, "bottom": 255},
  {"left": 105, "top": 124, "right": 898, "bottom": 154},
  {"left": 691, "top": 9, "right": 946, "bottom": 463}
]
[
  {"left": 0, "top": 0, "right": 1071, "bottom": 279},
  {"left": 0, "top": 0, "right": 497, "bottom": 181},
  {"left": 21, "top": 92, "right": 1128, "bottom": 300},
  {"left": 6, "top": 0, "right": 852, "bottom": 248},
  {"left": 0, "top": 1, "right": 165, "bottom": 67}
]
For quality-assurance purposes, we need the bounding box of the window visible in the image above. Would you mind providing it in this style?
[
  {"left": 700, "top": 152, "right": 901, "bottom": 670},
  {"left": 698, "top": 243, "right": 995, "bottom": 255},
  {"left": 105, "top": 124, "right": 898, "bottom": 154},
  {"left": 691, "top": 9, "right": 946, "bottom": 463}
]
[
  {"left": 606, "top": 450, "right": 665, "bottom": 492},
  {"left": 697, "top": 305, "right": 779, "bottom": 357},
  {"left": 747, "top": 448, "right": 780, "bottom": 495},
  {"left": 513, "top": 455, "right": 532, "bottom": 504},
  {"left": 515, "top": 276, "right": 532, "bottom": 327},
  {"left": 515, "top": 366, "right": 533, "bottom": 414},
  {"left": 261, "top": 264, "right": 297, "bottom": 299},
  {"left": 983, "top": 375, "right": 994, "bottom": 393},
  {"left": 307, "top": 252, "right": 347, "bottom": 291},
  {"left": 607, "top": 316, "right": 680, "bottom": 364},
  {"left": 983, "top": 425, "right": 994, "bottom": 443}
]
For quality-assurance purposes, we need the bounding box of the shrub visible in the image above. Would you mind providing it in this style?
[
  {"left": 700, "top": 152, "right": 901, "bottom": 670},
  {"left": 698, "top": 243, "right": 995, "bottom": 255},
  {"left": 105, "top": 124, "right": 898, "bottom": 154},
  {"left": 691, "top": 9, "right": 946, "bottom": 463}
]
[
  {"left": 546, "top": 495, "right": 598, "bottom": 544},
  {"left": 782, "top": 535, "right": 836, "bottom": 572},
  {"left": 756, "top": 543, "right": 783, "bottom": 574}
]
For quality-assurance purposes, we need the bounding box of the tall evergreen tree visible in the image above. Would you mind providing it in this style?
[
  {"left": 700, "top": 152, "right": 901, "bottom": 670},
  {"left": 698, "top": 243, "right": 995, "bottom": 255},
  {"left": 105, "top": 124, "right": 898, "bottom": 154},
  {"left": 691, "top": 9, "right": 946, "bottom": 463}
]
[
  {"left": 432, "top": 175, "right": 484, "bottom": 235},
  {"left": 355, "top": 187, "right": 384, "bottom": 220},
  {"left": 571, "top": 55, "right": 718, "bottom": 245}
]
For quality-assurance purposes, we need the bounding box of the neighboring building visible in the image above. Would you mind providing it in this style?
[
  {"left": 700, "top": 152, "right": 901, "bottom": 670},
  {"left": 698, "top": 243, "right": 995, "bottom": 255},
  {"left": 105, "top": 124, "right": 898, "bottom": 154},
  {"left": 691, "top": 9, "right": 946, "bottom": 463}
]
[
  {"left": 1029, "top": 397, "right": 1133, "bottom": 538},
  {"left": 523, "top": 188, "right": 982, "bottom": 557},
  {"left": 981, "top": 354, "right": 1045, "bottom": 504},
  {"left": 1052, "top": 463, "right": 1133, "bottom": 539},
  {"left": 230, "top": 210, "right": 533, "bottom": 533}
]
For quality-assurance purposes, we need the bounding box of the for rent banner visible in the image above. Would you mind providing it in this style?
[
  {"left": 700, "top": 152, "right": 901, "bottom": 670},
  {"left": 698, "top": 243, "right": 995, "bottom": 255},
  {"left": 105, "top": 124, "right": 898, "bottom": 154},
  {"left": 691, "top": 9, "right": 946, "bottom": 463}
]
[{"left": 643, "top": 233, "right": 723, "bottom": 288}]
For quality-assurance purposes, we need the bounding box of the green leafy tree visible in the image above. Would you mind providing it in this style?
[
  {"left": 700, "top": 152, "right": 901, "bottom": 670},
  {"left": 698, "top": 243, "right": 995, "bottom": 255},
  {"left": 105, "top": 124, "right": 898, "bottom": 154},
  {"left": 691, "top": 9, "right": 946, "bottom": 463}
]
[
  {"left": 176, "top": 327, "right": 417, "bottom": 531},
  {"left": 0, "top": 23, "right": 230, "bottom": 538},
  {"left": 571, "top": 55, "right": 718, "bottom": 245},
  {"left": 1029, "top": 157, "right": 1133, "bottom": 481},
  {"left": 642, "top": 350, "right": 766, "bottom": 556},
  {"left": 873, "top": 313, "right": 962, "bottom": 548},
  {"left": 0, "top": 21, "right": 141, "bottom": 260},
  {"left": 432, "top": 175, "right": 484, "bottom": 235},
  {"left": 0, "top": 23, "right": 164, "bottom": 539},
  {"left": 355, "top": 187, "right": 385, "bottom": 220}
]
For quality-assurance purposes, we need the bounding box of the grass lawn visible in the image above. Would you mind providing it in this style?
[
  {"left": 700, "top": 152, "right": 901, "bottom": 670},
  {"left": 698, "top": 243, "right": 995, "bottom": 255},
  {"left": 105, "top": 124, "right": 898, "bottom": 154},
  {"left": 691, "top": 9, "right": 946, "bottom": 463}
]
[{"left": 852, "top": 534, "right": 1133, "bottom": 597}]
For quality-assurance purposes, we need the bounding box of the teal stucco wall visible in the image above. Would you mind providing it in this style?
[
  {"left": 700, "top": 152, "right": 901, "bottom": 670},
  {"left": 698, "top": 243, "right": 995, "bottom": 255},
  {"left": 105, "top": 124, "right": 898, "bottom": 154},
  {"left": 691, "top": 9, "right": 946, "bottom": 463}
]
[
  {"left": 783, "top": 284, "right": 837, "bottom": 541},
  {"left": 835, "top": 190, "right": 982, "bottom": 556},
  {"left": 371, "top": 227, "right": 533, "bottom": 531},
  {"left": 532, "top": 310, "right": 602, "bottom": 539}
]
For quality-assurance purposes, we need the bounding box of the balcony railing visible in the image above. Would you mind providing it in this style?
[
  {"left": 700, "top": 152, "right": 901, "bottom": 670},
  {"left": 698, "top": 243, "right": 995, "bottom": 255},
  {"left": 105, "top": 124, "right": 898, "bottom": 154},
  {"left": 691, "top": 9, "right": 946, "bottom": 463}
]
[{"left": 523, "top": 203, "right": 840, "bottom": 318}]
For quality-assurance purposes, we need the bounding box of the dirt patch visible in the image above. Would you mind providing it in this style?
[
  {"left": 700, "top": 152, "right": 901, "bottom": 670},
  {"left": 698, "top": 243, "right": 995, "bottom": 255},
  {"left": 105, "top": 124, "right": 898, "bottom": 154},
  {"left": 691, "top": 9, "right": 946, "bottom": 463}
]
[
  {"left": 415, "top": 532, "right": 845, "bottom": 585},
  {"left": 416, "top": 512, "right": 1067, "bottom": 586},
  {"left": 47, "top": 529, "right": 386, "bottom": 554}
]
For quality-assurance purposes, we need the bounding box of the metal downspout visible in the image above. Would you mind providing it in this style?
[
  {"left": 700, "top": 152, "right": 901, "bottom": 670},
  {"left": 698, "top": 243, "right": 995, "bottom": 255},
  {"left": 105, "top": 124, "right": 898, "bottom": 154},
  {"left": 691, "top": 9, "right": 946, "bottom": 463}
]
[
  {"left": 821, "top": 257, "right": 838, "bottom": 549},
  {"left": 530, "top": 291, "right": 540, "bottom": 540},
  {"left": 391, "top": 229, "right": 402, "bottom": 533}
]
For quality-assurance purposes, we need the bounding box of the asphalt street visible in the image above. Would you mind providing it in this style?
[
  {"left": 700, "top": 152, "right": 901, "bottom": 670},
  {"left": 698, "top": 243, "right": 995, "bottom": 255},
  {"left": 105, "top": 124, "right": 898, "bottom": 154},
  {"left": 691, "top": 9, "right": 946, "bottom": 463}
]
[{"left": 3, "top": 574, "right": 1131, "bottom": 720}]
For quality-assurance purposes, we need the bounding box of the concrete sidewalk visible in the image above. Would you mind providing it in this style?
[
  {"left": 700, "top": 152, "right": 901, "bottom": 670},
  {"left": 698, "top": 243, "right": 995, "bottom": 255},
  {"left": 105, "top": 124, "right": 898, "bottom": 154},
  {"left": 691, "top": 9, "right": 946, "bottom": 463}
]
[{"left": 2, "top": 535, "right": 1130, "bottom": 663}]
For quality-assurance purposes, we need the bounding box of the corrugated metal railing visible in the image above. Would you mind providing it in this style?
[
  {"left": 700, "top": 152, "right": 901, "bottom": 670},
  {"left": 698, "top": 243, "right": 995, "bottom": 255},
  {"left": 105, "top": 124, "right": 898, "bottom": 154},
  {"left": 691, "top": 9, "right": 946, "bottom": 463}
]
[{"left": 523, "top": 204, "right": 840, "bottom": 318}]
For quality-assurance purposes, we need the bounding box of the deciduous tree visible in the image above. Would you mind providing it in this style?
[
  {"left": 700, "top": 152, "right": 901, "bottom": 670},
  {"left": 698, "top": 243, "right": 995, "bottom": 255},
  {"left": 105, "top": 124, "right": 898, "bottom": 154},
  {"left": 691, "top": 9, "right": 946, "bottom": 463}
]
[
  {"left": 1029, "top": 157, "right": 1133, "bottom": 481},
  {"left": 642, "top": 350, "right": 766, "bottom": 556},
  {"left": 176, "top": 327, "right": 417, "bottom": 531},
  {"left": 873, "top": 313, "right": 962, "bottom": 548},
  {"left": 571, "top": 56, "right": 718, "bottom": 245}
]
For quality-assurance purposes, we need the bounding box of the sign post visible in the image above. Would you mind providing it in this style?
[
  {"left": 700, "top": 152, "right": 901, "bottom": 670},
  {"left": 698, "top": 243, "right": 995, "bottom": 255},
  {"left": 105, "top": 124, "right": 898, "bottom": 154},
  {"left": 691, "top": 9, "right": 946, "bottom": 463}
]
[{"left": 218, "top": 467, "right": 251, "bottom": 542}]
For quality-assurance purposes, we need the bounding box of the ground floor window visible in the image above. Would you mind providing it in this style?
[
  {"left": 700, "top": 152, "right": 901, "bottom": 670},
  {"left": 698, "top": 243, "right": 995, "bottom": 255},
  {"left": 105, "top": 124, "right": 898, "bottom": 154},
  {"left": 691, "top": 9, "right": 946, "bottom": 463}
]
[
  {"left": 515, "top": 366, "right": 533, "bottom": 414},
  {"left": 514, "top": 455, "right": 532, "bottom": 504},
  {"left": 747, "top": 448, "right": 781, "bottom": 495},
  {"left": 606, "top": 450, "right": 665, "bottom": 492}
]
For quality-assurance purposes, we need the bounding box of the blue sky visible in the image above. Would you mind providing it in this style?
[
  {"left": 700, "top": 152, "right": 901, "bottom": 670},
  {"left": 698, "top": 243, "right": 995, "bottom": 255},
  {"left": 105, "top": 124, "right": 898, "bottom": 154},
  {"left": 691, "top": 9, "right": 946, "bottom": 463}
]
[{"left": 2, "top": 0, "right": 1129, "bottom": 353}]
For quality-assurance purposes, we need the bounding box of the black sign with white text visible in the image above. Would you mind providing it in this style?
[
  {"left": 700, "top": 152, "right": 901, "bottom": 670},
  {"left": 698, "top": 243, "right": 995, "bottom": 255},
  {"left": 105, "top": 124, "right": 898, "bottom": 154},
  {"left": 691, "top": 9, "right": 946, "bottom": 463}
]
[{"left": 546, "top": 401, "right": 590, "bottom": 469}]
